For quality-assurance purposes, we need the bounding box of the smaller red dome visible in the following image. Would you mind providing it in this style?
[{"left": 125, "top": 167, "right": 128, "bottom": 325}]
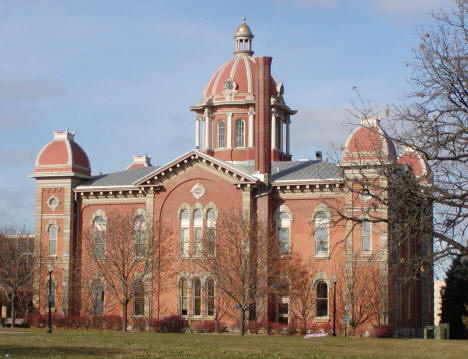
[
  {"left": 398, "top": 147, "right": 430, "bottom": 180},
  {"left": 343, "top": 117, "right": 396, "bottom": 163},
  {"left": 33, "top": 130, "right": 91, "bottom": 178}
]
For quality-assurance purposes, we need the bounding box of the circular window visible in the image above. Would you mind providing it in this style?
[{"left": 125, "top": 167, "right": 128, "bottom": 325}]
[{"left": 48, "top": 196, "right": 59, "bottom": 210}]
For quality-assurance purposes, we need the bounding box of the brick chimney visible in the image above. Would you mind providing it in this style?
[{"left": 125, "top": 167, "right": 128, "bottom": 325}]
[{"left": 254, "top": 56, "right": 272, "bottom": 175}]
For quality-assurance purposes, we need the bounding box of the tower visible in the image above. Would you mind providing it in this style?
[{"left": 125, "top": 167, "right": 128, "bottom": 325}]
[
  {"left": 190, "top": 18, "right": 296, "bottom": 163},
  {"left": 30, "top": 130, "right": 91, "bottom": 315}
]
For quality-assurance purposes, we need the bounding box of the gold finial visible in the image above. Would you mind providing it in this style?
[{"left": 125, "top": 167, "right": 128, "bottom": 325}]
[{"left": 235, "top": 17, "right": 253, "bottom": 37}]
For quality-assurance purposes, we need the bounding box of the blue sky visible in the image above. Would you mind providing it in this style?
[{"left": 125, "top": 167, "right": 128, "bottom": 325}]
[{"left": 0, "top": 0, "right": 452, "bottom": 229}]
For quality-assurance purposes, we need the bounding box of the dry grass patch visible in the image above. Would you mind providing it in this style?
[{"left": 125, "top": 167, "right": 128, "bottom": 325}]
[{"left": 0, "top": 328, "right": 467, "bottom": 359}]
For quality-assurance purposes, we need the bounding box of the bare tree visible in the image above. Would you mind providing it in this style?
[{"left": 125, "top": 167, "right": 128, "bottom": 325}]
[
  {"left": 283, "top": 254, "right": 315, "bottom": 334},
  {"left": 200, "top": 210, "right": 282, "bottom": 335},
  {"left": 0, "top": 225, "right": 35, "bottom": 328},
  {"left": 83, "top": 210, "right": 169, "bottom": 332},
  {"left": 338, "top": 0, "right": 468, "bottom": 273},
  {"left": 335, "top": 254, "right": 385, "bottom": 334}
]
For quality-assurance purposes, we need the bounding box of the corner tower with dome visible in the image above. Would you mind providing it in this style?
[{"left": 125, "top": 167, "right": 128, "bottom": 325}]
[{"left": 30, "top": 19, "right": 433, "bottom": 337}]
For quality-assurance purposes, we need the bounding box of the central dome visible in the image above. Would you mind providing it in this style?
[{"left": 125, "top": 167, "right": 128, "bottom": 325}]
[{"left": 204, "top": 55, "right": 278, "bottom": 98}]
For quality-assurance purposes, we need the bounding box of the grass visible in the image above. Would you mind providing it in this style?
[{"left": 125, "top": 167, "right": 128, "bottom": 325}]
[{"left": 0, "top": 328, "right": 467, "bottom": 359}]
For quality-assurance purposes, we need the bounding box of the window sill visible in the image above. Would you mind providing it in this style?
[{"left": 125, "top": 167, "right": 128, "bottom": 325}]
[
  {"left": 314, "top": 317, "right": 329, "bottom": 323},
  {"left": 314, "top": 254, "right": 329, "bottom": 260}
]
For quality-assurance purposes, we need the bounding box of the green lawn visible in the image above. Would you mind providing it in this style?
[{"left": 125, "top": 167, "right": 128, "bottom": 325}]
[{"left": 0, "top": 328, "right": 467, "bottom": 359}]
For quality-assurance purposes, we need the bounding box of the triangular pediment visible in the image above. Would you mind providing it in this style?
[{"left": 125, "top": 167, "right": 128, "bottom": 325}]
[{"left": 135, "top": 150, "right": 259, "bottom": 188}]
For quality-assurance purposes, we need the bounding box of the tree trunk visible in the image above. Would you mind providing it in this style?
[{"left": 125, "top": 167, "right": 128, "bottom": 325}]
[
  {"left": 10, "top": 292, "right": 15, "bottom": 329},
  {"left": 122, "top": 301, "right": 128, "bottom": 333},
  {"left": 240, "top": 308, "right": 246, "bottom": 336}
]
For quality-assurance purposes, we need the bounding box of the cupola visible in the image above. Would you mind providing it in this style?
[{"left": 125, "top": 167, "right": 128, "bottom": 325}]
[{"left": 234, "top": 17, "right": 254, "bottom": 56}]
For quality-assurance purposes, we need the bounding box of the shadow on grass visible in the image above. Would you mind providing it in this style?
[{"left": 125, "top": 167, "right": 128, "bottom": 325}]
[{"left": 0, "top": 345, "right": 122, "bottom": 358}]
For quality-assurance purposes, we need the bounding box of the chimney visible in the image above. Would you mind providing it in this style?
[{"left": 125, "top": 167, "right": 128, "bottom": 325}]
[
  {"left": 315, "top": 151, "right": 323, "bottom": 161},
  {"left": 254, "top": 56, "right": 272, "bottom": 175}
]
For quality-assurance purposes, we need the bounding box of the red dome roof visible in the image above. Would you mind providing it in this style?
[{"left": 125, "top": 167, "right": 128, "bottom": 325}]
[
  {"left": 204, "top": 55, "right": 277, "bottom": 98},
  {"left": 343, "top": 117, "right": 396, "bottom": 163},
  {"left": 398, "top": 148, "right": 429, "bottom": 179},
  {"left": 34, "top": 130, "right": 91, "bottom": 177}
]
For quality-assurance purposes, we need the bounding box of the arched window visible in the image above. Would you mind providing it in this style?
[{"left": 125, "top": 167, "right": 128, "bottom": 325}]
[
  {"left": 206, "top": 278, "right": 215, "bottom": 316},
  {"left": 193, "top": 278, "right": 201, "bottom": 316},
  {"left": 134, "top": 216, "right": 146, "bottom": 256},
  {"left": 93, "top": 216, "right": 106, "bottom": 258},
  {"left": 133, "top": 282, "right": 145, "bottom": 316},
  {"left": 180, "top": 210, "right": 189, "bottom": 257},
  {"left": 316, "top": 281, "right": 328, "bottom": 317},
  {"left": 91, "top": 279, "right": 104, "bottom": 315},
  {"left": 217, "top": 121, "right": 225, "bottom": 148},
  {"left": 235, "top": 119, "right": 245, "bottom": 147},
  {"left": 206, "top": 209, "right": 216, "bottom": 256},
  {"left": 193, "top": 210, "right": 203, "bottom": 256},
  {"left": 179, "top": 278, "right": 188, "bottom": 316},
  {"left": 314, "top": 212, "right": 329, "bottom": 256},
  {"left": 277, "top": 212, "right": 290, "bottom": 255},
  {"left": 48, "top": 225, "right": 57, "bottom": 256},
  {"left": 362, "top": 220, "right": 371, "bottom": 253}
]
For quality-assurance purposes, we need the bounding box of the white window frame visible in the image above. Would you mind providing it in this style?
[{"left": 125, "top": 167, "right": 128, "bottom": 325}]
[
  {"left": 192, "top": 277, "right": 202, "bottom": 317},
  {"left": 217, "top": 121, "right": 225, "bottom": 148},
  {"left": 277, "top": 212, "right": 291, "bottom": 255},
  {"left": 314, "top": 213, "right": 329, "bottom": 257},
  {"left": 179, "top": 278, "right": 188, "bottom": 316},
  {"left": 193, "top": 210, "right": 203, "bottom": 257},
  {"left": 235, "top": 119, "right": 245, "bottom": 148},
  {"left": 180, "top": 210, "right": 190, "bottom": 257},
  {"left": 48, "top": 224, "right": 57, "bottom": 257},
  {"left": 206, "top": 209, "right": 216, "bottom": 256},
  {"left": 362, "top": 220, "right": 372, "bottom": 253},
  {"left": 315, "top": 280, "right": 329, "bottom": 318}
]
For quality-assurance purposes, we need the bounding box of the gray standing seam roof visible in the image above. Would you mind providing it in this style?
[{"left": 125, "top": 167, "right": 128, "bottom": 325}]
[
  {"left": 77, "top": 166, "right": 158, "bottom": 188},
  {"left": 232, "top": 160, "right": 342, "bottom": 182},
  {"left": 76, "top": 160, "right": 342, "bottom": 189}
]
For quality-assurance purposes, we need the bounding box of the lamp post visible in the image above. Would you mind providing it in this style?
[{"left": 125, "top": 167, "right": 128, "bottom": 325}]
[
  {"left": 47, "top": 263, "right": 53, "bottom": 334},
  {"left": 333, "top": 274, "right": 337, "bottom": 337}
]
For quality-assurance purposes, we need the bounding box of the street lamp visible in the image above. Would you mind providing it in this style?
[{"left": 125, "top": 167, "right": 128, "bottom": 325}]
[
  {"left": 47, "top": 263, "right": 53, "bottom": 334},
  {"left": 333, "top": 274, "right": 337, "bottom": 337}
]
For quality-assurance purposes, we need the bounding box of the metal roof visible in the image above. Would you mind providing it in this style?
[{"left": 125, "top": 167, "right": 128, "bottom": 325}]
[
  {"left": 232, "top": 160, "right": 342, "bottom": 182},
  {"left": 77, "top": 166, "right": 158, "bottom": 189},
  {"left": 76, "top": 158, "right": 342, "bottom": 190}
]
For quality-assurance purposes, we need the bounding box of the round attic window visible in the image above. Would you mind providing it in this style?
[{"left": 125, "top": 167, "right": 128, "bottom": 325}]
[{"left": 48, "top": 196, "right": 59, "bottom": 211}]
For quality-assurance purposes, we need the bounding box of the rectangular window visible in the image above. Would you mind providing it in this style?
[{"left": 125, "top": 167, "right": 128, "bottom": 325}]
[
  {"left": 278, "top": 228, "right": 290, "bottom": 255},
  {"left": 315, "top": 226, "right": 328, "bottom": 256},
  {"left": 49, "top": 226, "right": 57, "bottom": 256},
  {"left": 180, "top": 228, "right": 189, "bottom": 256},
  {"left": 362, "top": 221, "right": 371, "bottom": 253},
  {"left": 277, "top": 296, "right": 289, "bottom": 324},
  {"left": 193, "top": 227, "right": 202, "bottom": 256}
]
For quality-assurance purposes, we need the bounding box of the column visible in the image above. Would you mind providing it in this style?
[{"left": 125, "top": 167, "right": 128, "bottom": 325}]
[
  {"left": 195, "top": 116, "right": 200, "bottom": 149},
  {"left": 204, "top": 109, "right": 211, "bottom": 150},
  {"left": 279, "top": 113, "right": 284, "bottom": 153},
  {"left": 271, "top": 109, "right": 277, "bottom": 150},
  {"left": 286, "top": 115, "right": 291, "bottom": 156},
  {"left": 248, "top": 107, "right": 254, "bottom": 148},
  {"left": 227, "top": 112, "right": 232, "bottom": 148}
]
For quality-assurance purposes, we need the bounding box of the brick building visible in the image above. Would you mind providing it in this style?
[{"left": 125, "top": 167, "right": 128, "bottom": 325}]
[{"left": 30, "top": 19, "right": 433, "bottom": 335}]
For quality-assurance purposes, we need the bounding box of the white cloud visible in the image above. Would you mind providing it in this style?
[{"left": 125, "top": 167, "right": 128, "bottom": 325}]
[
  {"left": 290, "top": 105, "right": 355, "bottom": 160},
  {"left": 0, "top": 71, "right": 67, "bottom": 103},
  {"left": 0, "top": 148, "right": 36, "bottom": 165},
  {"left": 369, "top": 0, "right": 451, "bottom": 17},
  {"left": 276, "top": 0, "right": 451, "bottom": 17}
]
